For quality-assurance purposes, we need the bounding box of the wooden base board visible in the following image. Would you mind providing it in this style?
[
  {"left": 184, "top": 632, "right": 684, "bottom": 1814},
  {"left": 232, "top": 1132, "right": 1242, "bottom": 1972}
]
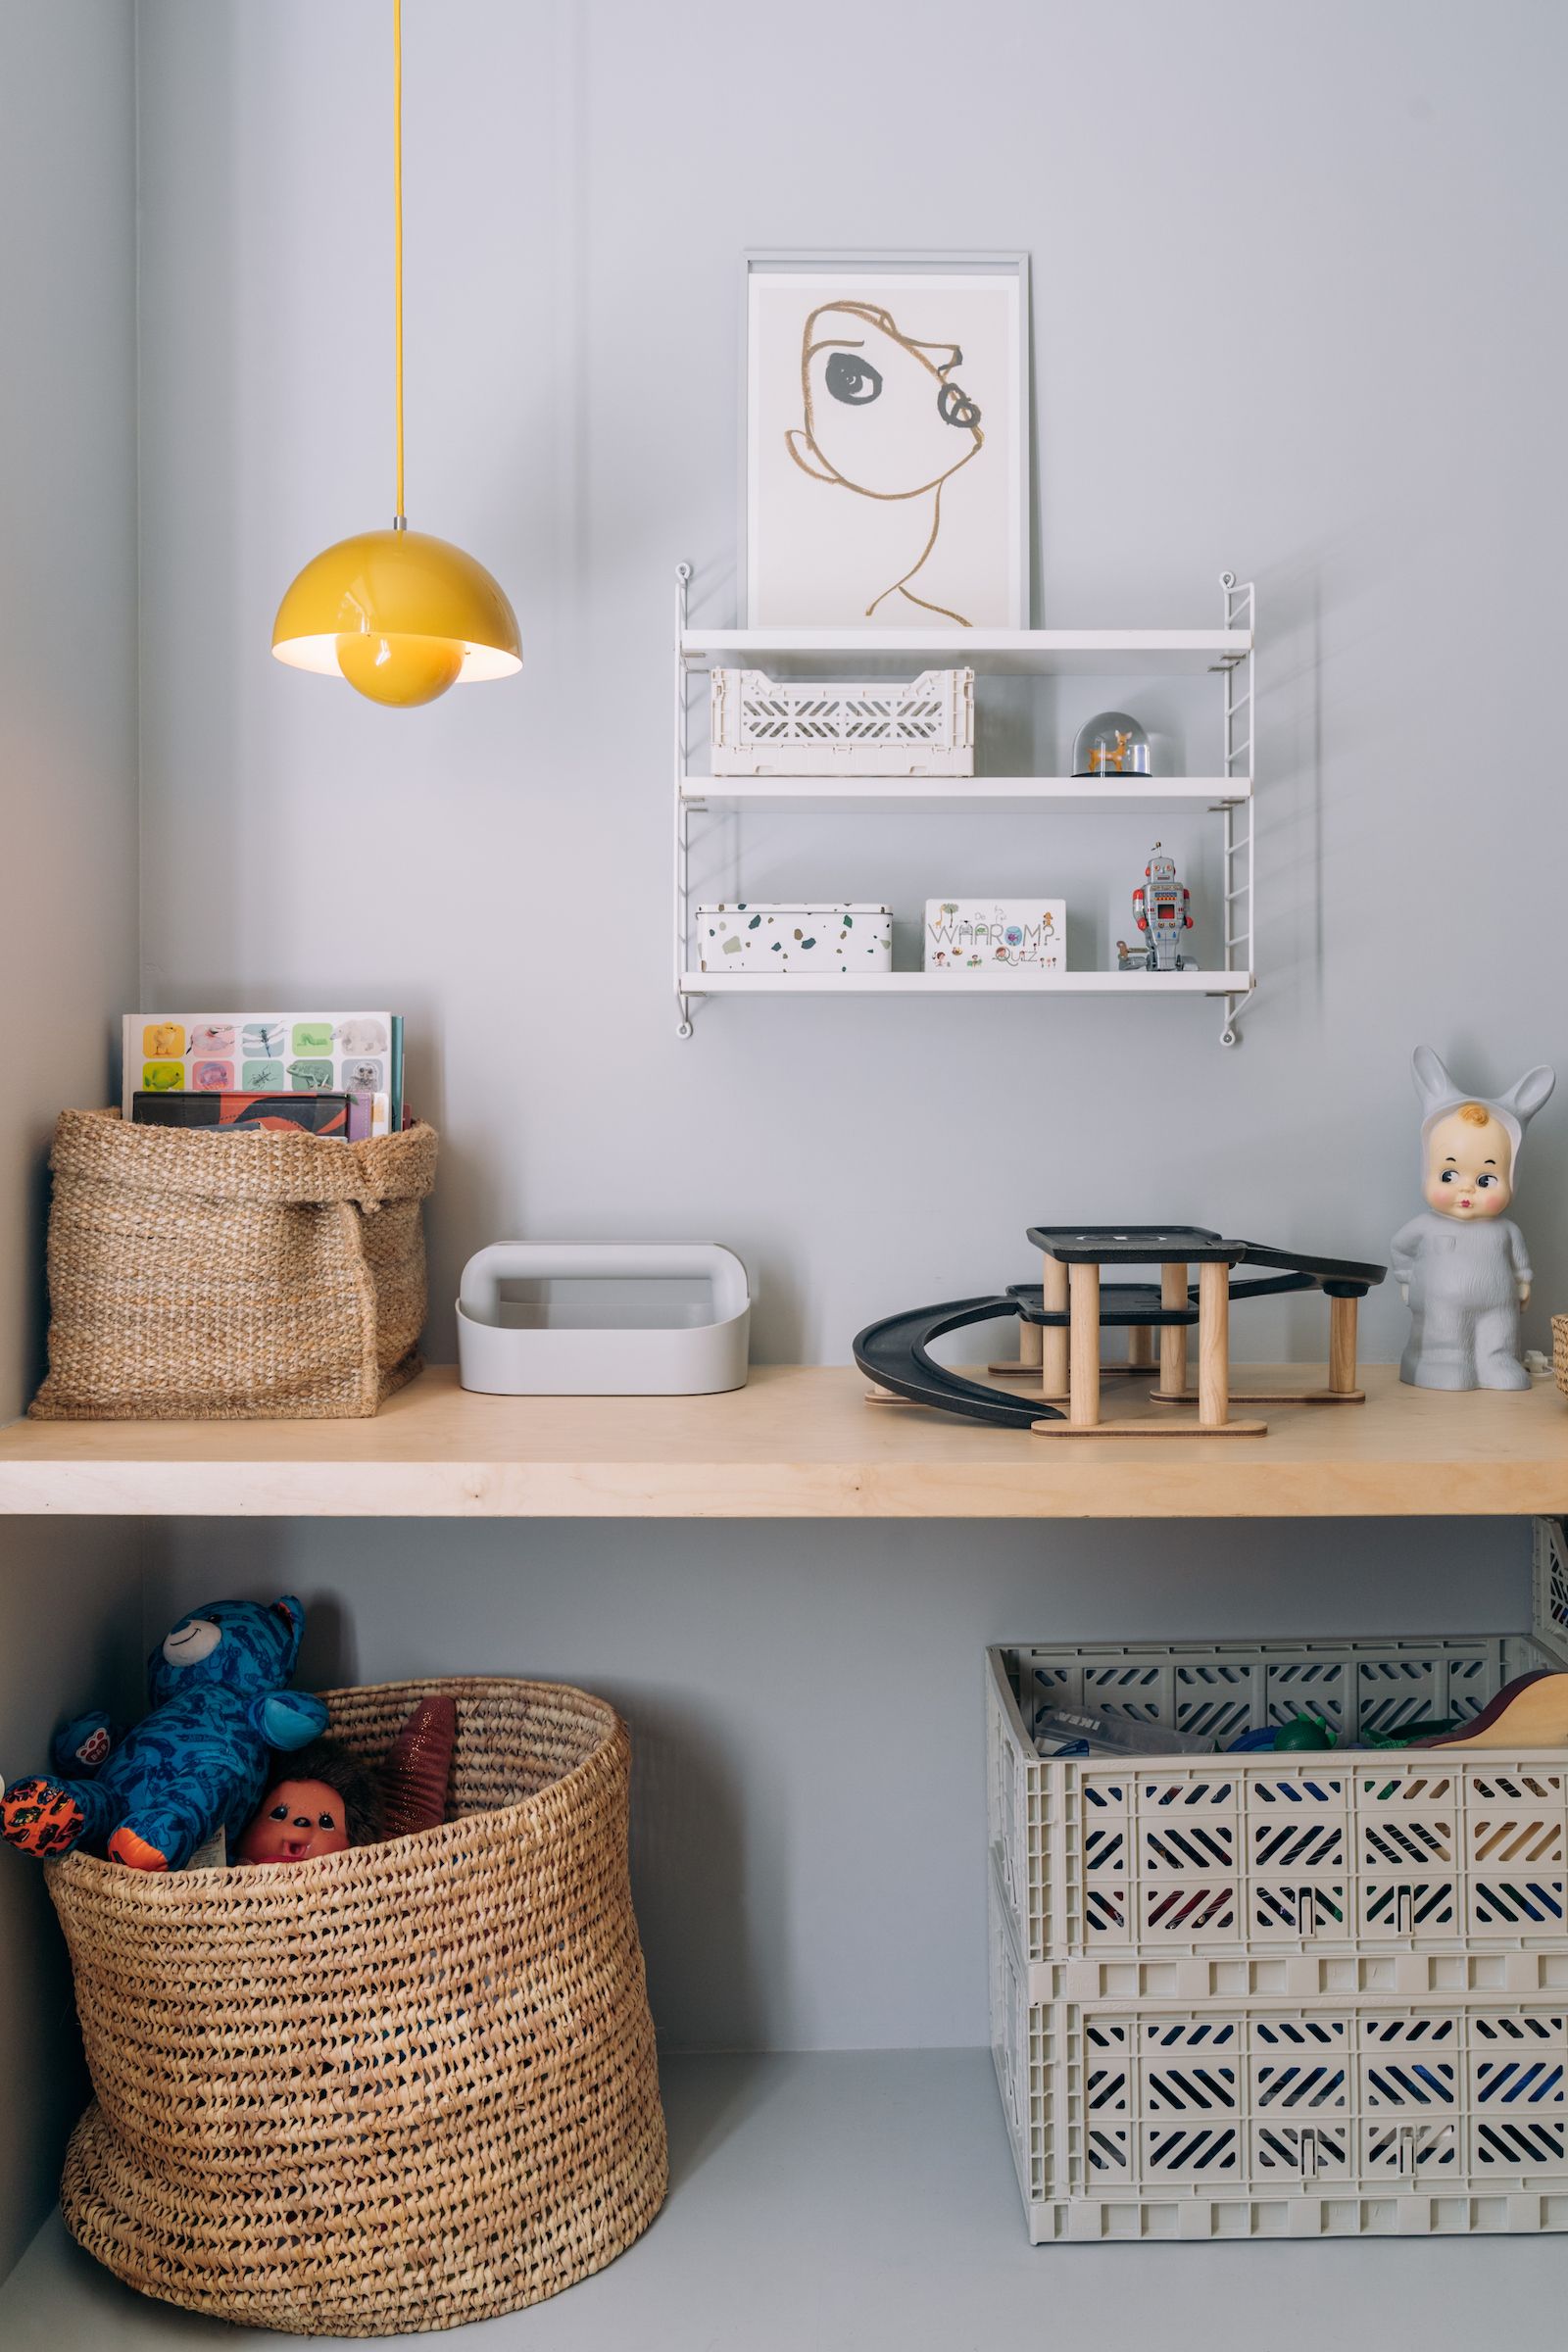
[
  {"left": 1150, "top": 1387, "right": 1365, "bottom": 1406},
  {"left": 1032, "top": 1416, "right": 1269, "bottom": 1439}
]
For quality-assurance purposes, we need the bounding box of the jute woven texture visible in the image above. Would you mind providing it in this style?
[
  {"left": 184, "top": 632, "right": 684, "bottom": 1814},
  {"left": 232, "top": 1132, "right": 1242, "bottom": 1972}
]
[
  {"left": 1552, "top": 1312, "right": 1568, "bottom": 1400},
  {"left": 47, "top": 1678, "right": 668, "bottom": 2335},
  {"left": 29, "top": 1108, "right": 437, "bottom": 1419}
]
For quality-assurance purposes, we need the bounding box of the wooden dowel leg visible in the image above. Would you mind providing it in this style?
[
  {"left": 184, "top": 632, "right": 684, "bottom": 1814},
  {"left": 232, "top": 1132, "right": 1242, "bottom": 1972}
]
[
  {"left": 1159, "top": 1262, "right": 1188, "bottom": 1396},
  {"left": 1017, "top": 1318, "right": 1043, "bottom": 1369},
  {"left": 1328, "top": 1295, "right": 1358, "bottom": 1396},
  {"left": 1128, "top": 1323, "right": 1153, "bottom": 1369},
  {"left": 1069, "top": 1262, "right": 1102, "bottom": 1428},
  {"left": 1198, "top": 1260, "right": 1229, "bottom": 1428},
  {"left": 1042, "top": 1253, "right": 1068, "bottom": 1400}
]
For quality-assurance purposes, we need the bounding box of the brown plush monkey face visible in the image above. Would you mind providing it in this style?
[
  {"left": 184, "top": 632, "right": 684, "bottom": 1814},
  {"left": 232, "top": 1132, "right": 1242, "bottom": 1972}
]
[{"left": 237, "top": 1778, "right": 350, "bottom": 1864}]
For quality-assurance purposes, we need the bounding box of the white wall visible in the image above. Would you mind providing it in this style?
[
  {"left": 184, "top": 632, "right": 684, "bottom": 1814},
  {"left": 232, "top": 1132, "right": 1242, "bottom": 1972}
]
[
  {"left": 0, "top": 0, "right": 140, "bottom": 1412},
  {"left": 0, "top": 0, "right": 143, "bottom": 2279},
  {"left": 134, "top": 0, "right": 1568, "bottom": 1369}
]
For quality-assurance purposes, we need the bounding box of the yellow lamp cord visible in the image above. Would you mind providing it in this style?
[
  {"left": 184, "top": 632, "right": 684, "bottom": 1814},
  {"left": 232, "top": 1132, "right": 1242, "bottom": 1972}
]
[{"left": 393, "top": 0, "right": 406, "bottom": 526}]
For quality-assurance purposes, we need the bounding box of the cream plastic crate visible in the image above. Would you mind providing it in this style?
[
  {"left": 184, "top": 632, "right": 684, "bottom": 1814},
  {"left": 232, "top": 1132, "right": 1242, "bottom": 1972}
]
[
  {"left": 988, "top": 1526, "right": 1568, "bottom": 2240},
  {"left": 991, "top": 1865, "right": 1568, "bottom": 2242},
  {"left": 709, "top": 666, "right": 974, "bottom": 776}
]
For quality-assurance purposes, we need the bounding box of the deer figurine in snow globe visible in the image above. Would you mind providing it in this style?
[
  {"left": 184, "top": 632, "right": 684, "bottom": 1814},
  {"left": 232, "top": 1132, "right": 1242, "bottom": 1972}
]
[{"left": 1392, "top": 1046, "right": 1555, "bottom": 1391}]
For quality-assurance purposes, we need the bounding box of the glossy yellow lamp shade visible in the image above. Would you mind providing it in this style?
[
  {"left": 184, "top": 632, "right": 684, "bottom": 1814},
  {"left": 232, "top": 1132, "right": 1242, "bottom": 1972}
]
[{"left": 271, "top": 527, "right": 522, "bottom": 707}]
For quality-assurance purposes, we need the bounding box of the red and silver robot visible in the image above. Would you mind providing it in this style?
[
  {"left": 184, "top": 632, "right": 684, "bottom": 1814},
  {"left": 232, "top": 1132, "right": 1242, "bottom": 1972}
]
[{"left": 1119, "top": 840, "right": 1193, "bottom": 972}]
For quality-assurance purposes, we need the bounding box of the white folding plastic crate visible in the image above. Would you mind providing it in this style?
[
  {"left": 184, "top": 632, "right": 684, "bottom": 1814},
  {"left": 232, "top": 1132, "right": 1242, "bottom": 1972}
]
[
  {"left": 708, "top": 666, "right": 974, "bottom": 775},
  {"left": 988, "top": 1520, "right": 1568, "bottom": 2240}
]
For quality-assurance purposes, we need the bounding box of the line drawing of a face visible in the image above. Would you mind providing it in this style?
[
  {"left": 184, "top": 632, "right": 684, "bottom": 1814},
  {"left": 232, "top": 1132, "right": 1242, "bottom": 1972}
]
[{"left": 785, "top": 301, "right": 985, "bottom": 625}]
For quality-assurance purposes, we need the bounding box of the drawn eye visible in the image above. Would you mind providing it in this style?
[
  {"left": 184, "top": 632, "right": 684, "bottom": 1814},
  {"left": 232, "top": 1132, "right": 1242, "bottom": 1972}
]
[
  {"left": 825, "top": 352, "right": 882, "bottom": 405},
  {"left": 939, "top": 380, "right": 981, "bottom": 429},
  {"left": 269, "top": 1804, "right": 289, "bottom": 1821},
  {"left": 318, "top": 1812, "right": 336, "bottom": 1831},
  {"left": 1439, "top": 1169, "right": 1456, "bottom": 1183},
  {"left": 1477, "top": 1172, "right": 1497, "bottom": 1188}
]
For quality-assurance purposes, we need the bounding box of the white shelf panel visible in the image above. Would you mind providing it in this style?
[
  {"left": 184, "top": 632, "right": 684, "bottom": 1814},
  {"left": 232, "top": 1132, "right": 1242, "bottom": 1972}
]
[
  {"left": 2, "top": 2051, "right": 1549, "bottom": 2346},
  {"left": 683, "top": 626, "right": 1250, "bottom": 675},
  {"left": 682, "top": 968, "right": 1249, "bottom": 996},
  {"left": 682, "top": 775, "right": 1250, "bottom": 816}
]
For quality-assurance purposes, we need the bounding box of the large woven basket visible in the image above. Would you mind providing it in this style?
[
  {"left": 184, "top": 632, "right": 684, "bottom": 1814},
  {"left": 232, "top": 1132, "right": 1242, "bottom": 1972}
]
[
  {"left": 46, "top": 1678, "right": 667, "bottom": 2335},
  {"left": 30, "top": 1106, "right": 437, "bottom": 1419}
]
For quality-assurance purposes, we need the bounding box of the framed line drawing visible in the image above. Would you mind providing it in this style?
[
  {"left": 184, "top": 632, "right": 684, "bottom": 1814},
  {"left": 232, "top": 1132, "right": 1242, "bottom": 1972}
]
[{"left": 742, "top": 250, "right": 1030, "bottom": 630}]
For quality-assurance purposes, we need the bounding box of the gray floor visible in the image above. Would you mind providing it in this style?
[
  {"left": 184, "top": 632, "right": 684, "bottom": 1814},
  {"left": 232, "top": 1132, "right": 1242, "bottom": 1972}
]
[{"left": 4, "top": 2049, "right": 1567, "bottom": 2350}]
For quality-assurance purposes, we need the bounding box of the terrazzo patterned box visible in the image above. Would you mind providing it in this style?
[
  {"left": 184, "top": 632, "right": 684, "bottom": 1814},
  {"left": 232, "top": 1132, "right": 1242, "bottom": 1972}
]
[{"left": 696, "top": 904, "right": 893, "bottom": 973}]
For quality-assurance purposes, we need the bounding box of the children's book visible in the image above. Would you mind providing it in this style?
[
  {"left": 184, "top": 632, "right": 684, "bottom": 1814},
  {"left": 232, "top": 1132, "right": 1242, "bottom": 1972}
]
[
  {"left": 132, "top": 1091, "right": 355, "bottom": 1137},
  {"left": 123, "top": 1013, "right": 398, "bottom": 1132}
]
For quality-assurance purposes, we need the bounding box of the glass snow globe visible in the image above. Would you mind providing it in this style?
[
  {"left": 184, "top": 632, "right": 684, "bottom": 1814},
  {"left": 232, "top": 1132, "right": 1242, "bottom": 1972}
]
[{"left": 1072, "top": 710, "right": 1151, "bottom": 779}]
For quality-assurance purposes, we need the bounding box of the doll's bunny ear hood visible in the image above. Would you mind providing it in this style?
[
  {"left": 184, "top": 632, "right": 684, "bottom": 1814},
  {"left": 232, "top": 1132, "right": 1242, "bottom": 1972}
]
[{"left": 1411, "top": 1046, "right": 1555, "bottom": 1167}]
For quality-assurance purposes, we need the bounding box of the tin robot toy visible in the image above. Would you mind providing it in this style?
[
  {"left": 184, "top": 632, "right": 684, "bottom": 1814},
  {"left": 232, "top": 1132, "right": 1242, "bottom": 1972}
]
[{"left": 1118, "top": 841, "right": 1194, "bottom": 972}]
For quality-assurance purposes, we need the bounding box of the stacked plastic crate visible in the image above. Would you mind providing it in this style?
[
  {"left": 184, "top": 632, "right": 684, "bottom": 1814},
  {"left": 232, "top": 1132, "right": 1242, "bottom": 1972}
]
[{"left": 987, "top": 1521, "right": 1568, "bottom": 2241}]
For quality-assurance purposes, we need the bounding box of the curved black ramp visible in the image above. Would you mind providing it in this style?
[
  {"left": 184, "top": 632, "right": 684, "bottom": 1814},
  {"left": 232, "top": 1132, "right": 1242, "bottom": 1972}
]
[
  {"left": 1228, "top": 1241, "right": 1387, "bottom": 1295},
  {"left": 853, "top": 1295, "right": 1061, "bottom": 1428}
]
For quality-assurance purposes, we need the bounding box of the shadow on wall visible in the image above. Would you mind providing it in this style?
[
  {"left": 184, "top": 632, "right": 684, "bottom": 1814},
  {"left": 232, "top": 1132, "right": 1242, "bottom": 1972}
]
[
  {"left": 0, "top": 1523, "right": 143, "bottom": 2282},
  {"left": 611, "top": 1687, "right": 764, "bottom": 2060}
]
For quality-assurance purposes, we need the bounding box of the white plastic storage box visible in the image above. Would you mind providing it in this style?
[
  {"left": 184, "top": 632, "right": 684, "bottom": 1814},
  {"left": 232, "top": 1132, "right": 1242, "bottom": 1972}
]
[
  {"left": 695, "top": 905, "right": 893, "bottom": 974},
  {"left": 709, "top": 668, "right": 974, "bottom": 776},
  {"left": 987, "top": 1522, "right": 1568, "bottom": 2243}
]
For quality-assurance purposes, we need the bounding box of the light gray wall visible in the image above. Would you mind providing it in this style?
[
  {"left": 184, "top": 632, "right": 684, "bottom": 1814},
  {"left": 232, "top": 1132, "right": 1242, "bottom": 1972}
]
[
  {"left": 0, "top": 0, "right": 143, "bottom": 2278},
  {"left": 0, "top": 0, "right": 140, "bottom": 1413},
  {"left": 149, "top": 1515, "right": 1532, "bottom": 2052},
  {"left": 133, "top": 0, "right": 1568, "bottom": 1369}
]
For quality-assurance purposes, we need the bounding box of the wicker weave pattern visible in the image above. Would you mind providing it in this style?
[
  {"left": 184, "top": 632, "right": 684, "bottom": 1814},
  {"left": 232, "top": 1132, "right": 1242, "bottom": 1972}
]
[
  {"left": 29, "top": 1108, "right": 437, "bottom": 1419},
  {"left": 47, "top": 1678, "right": 667, "bottom": 2335},
  {"left": 1553, "top": 1312, "right": 1568, "bottom": 1400}
]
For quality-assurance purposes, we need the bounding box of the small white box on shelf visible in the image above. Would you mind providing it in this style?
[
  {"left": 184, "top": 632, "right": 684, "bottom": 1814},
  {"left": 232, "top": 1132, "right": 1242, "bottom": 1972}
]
[
  {"left": 923, "top": 900, "right": 1064, "bottom": 974},
  {"left": 710, "top": 668, "right": 974, "bottom": 777},
  {"left": 696, "top": 904, "right": 893, "bottom": 973}
]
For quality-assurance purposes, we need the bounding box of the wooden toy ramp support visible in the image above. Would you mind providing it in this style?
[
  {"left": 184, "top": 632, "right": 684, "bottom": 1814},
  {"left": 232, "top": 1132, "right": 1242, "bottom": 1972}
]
[{"left": 1023, "top": 1227, "right": 1385, "bottom": 1437}]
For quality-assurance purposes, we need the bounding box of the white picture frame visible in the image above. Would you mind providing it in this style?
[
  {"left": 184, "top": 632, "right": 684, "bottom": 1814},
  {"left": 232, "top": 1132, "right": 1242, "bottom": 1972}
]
[{"left": 742, "top": 250, "right": 1031, "bottom": 630}]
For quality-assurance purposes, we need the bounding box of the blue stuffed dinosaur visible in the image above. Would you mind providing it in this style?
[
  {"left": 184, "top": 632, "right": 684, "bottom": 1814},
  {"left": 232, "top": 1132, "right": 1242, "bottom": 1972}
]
[{"left": 0, "top": 1594, "right": 328, "bottom": 1871}]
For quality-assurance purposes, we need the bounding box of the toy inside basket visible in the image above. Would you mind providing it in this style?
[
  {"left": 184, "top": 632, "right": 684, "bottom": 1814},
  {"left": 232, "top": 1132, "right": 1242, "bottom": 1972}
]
[{"left": 47, "top": 1676, "right": 667, "bottom": 2335}]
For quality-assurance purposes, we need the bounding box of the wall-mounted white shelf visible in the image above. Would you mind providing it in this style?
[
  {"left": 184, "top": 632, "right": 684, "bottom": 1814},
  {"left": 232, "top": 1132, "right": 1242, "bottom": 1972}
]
[
  {"left": 681, "top": 626, "right": 1250, "bottom": 674},
  {"left": 0, "top": 1365, "right": 1562, "bottom": 1519},
  {"left": 672, "top": 567, "right": 1256, "bottom": 1046},
  {"left": 680, "top": 968, "right": 1247, "bottom": 997},
  {"left": 682, "top": 776, "right": 1250, "bottom": 817}
]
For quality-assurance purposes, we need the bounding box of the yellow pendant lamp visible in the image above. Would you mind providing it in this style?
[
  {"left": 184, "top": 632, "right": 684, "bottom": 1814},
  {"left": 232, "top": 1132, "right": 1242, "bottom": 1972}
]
[{"left": 271, "top": 0, "right": 520, "bottom": 707}]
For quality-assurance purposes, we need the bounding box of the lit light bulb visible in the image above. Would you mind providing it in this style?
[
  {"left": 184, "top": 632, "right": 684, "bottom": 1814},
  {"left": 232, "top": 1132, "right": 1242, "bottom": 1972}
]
[{"left": 335, "top": 630, "right": 466, "bottom": 707}]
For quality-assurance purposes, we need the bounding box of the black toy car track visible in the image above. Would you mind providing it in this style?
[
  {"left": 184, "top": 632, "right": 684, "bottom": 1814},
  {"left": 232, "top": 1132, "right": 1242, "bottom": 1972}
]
[{"left": 853, "top": 1227, "right": 1387, "bottom": 1428}]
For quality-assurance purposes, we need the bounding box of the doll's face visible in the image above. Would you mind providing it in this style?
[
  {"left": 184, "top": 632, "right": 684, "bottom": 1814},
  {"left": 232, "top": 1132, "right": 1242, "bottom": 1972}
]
[
  {"left": 1424, "top": 1104, "right": 1513, "bottom": 1219},
  {"left": 237, "top": 1778, "right": 349, "bottom": 1864}
]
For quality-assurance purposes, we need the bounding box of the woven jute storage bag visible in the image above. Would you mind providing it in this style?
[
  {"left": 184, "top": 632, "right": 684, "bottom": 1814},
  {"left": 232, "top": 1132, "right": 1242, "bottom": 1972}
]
[
  {"left": 46, "top": 1677, "right": 668, "bottom": 2336},
  {"left": 29, "top": 1107, "right": 438, "bottom": 1419}
]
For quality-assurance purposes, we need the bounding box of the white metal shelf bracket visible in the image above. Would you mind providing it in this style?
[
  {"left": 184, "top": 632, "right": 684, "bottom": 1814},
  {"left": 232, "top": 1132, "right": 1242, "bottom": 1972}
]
[
  {"left": 1214, "top": 571, "right": 1255, "bottom": 1048},
  {"left": 674, "top": 562, "right": 696, "bottom": 1038}
]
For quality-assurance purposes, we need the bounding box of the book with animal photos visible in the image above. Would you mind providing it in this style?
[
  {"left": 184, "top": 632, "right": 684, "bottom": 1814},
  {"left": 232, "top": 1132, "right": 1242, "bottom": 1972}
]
[{"left": 122, "top": 1012, "right": 400, "bottom": 1132}]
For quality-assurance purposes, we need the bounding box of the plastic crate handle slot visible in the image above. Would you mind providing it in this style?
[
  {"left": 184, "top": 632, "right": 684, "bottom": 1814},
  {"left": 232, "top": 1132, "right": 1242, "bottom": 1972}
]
[{"left": 459, "top": 1242, "right": 751, "bottom": 1326}]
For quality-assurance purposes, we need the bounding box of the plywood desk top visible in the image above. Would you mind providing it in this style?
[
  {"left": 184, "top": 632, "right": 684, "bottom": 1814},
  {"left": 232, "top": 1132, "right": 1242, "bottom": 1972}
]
[{"left": 0, "top": 1364, "right": 1565, "bottom": 1518}]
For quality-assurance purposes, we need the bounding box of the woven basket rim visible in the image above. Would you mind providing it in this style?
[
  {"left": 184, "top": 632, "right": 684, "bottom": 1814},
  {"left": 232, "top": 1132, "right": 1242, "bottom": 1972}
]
[
  {"left": 50, "top": 1106, "right": 438, "bottom": 1207},
  {"left": 46, "top": 1673, "right": 623, "bottom": 1906}
]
